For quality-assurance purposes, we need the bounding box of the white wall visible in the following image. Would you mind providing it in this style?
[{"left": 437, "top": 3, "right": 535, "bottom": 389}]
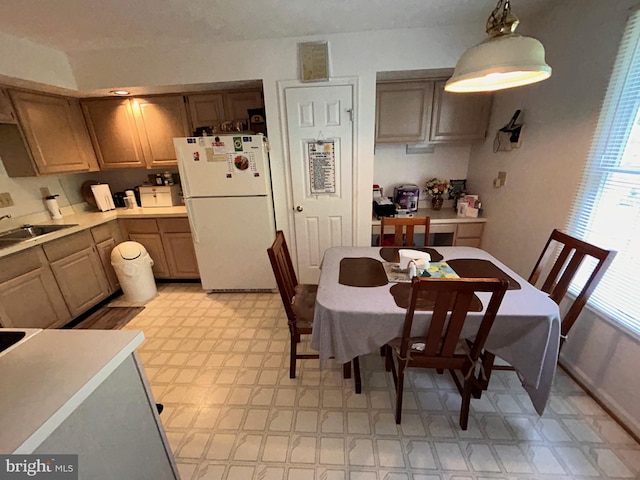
[
  {"left": 466, "top": 0, "right": 640, "bottom": 437},
  {"left": 0, "top": 31, "right": 76, "bottom": 90},
  {"left": 374, "top": 144, "right": 471, "bottom": 206}
]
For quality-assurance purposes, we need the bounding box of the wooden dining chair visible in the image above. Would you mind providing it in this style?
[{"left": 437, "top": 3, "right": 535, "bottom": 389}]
[
  {"left": 268, "top": 230, "right": 352, "bottom": 379},
  {"left": 379, "top": 216, "right": 431, "bottom": 247},
  {"left": 480, "top": 229, "right": 616, "bottom": 381},
  {"left": 385, "top": 276, "right": 508, "bottom": 430}
]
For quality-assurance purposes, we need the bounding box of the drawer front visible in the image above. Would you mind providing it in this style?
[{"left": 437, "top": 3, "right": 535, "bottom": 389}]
[
  {"left": 158, "top": 217, "right": 191, "bottom": 233},
  {"left": 430, "top": 223, "right": 457, "bottom": 234},
  {"left": 0, "top": 246, "right": 47, "bottom": 282},
  {"left": 91, "top": 221, "right": 117, "bottom": 243},
  {"left": 121, "top": 218, "right": 159, "bottom": 234},
  {"left": 43, "top": 230, "right": 93, "bottom": 262},
  {"left": 455, "top": 237, "right": 482, "bottom": 248},
  {"left": 457, "top": 222, "right": 484, "bottom": 238}
]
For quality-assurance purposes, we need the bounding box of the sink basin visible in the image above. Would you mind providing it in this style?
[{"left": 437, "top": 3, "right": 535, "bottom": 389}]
[
  {"left": 0, "top": 224, "right": 78, "bottom": 248},
  {"left": 0, "top": 331, "right": 26, "bottom": 353}
]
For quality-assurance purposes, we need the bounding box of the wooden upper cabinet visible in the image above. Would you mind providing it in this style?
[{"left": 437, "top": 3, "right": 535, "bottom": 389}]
[
  {"left": 223, "top": 90, "right": 263, "bottom": 122},
  {"left": 132, "top": 96, "right": 190, "bottom": 168},
  {"left": 82, "top": 95, "right": 190, "bottom": 169},
  {"left": 375, "top": 81, "right": 433, "bottom": 144},
  {"left": 429, "top": 80, "right": 493, "bottom": 143},
  {"left": 0, "top": 88, "right": 16, "bottom": 123},
  {"left": 186, "top": 90, "right": 264, "bottom": 131},
  {"left": 8, "top": 90, "right": 99, "bottom": 175},
  {"left": 82, "top": 98, "right": 146, "bottom": 169},
  {"left": 187, "top": 93, "right": 225, "bottom": 128}
]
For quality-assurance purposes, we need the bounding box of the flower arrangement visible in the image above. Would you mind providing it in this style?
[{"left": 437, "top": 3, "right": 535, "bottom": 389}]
[{"left": 424, "top": 178, "right": 451, "bottom": 197}]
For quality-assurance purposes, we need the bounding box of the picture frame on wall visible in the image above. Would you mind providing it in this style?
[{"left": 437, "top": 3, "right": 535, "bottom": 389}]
[{"left": 298, "top": 41, "right": 330, "bottom": 82}]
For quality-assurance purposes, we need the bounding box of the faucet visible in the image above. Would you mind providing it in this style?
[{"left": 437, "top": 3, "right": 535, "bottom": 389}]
[{"left": 0, "top": 214, "right": 11, "bottom": 221}]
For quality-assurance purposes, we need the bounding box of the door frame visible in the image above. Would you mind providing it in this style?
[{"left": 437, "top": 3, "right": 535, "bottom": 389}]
[{"left": 277, "top": 77, "right": 360, "bottom": 273}]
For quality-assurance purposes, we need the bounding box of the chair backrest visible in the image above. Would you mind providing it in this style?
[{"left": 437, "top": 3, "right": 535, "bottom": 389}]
[
  {"left": 267, "top": 230, "right": 298, "bottom": 323},
  {"left": 528, "top": 229, "right": 616, "bottom": 342},
  {"left": 398, "top": 277, "right": 508, "bottom": 365},
  {"left": 379, "top": 217, "right": 431, "bottom": 247}
]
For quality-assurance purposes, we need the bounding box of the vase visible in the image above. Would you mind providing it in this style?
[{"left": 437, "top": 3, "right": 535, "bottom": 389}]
[{"left": 431, "top": 195, "right": 444, "bottom": 210}]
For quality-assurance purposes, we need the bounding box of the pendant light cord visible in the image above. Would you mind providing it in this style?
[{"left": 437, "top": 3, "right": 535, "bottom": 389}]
[{"left": 486, "top": 0, "right": 519, "bottom": 37}]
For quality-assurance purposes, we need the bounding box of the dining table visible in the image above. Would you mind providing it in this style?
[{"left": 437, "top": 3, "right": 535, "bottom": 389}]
[{"left": 310, "top": 246, "right": 561, "bottom": 415}]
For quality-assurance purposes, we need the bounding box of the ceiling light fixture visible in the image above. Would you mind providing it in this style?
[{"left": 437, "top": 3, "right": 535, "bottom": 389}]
[
  {"left": 110, "top": 90, "right": 130, "bottom": 96},
  {"left": 445, "top": 0, "right": 551, "bottom": 93}
]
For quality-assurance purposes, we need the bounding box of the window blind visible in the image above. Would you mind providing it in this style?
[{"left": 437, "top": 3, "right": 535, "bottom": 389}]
[{"left": 566, "top": 8, "right": 640, "bottom": 335}]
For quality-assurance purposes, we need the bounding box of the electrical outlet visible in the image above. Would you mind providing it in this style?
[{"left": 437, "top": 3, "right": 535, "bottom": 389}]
[{"left": 0, "top": 192, "right": 14, "bottom": 208}]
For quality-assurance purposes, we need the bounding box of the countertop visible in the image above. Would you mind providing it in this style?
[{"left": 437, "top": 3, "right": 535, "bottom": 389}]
[
  {"left": 0, "top": 328, "right": 144, "bottom": 453},
  {"left": 372, "top": 207, "right": 487, "bottom": 226},
  {"left": 0, "top": 205, "right": 187, "bottom": 258}
]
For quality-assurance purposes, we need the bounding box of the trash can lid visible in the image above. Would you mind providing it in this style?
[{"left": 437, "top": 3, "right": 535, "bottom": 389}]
[{"left": 111, "top": 241, "right": 147, "bottom": 262}]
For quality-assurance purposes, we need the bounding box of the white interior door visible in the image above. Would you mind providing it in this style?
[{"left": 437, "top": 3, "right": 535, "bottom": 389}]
[{"left": 285, "top": 84, "right": 354, "bottom": 283}]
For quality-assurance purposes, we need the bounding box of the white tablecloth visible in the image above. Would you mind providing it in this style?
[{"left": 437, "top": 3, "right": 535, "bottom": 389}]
[{"left": 311, "top": 246, "right": 561, "bottom": 415}]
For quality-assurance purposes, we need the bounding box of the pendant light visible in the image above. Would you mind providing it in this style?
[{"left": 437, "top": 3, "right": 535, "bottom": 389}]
[{"left": 445, "top": 0, "right": 551, "bottom": 93}]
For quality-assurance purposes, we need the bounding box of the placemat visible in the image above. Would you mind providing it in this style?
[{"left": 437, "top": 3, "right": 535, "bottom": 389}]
[
  {"left": 446, "top": 258, "right": 521, "bottom": 290},
  {"left": 389, "top": 283, "right": 483, "bottom": 312},
  {"left": 379, "top": 247, "right": 444, "bottom": 262},
  {"left": 338, "top": 257, "right": 388, "bottom": 287}
]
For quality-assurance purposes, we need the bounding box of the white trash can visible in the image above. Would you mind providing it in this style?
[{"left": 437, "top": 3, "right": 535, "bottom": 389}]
[{"left": 111, "top": 241, "right": 157, "bottom": 304}]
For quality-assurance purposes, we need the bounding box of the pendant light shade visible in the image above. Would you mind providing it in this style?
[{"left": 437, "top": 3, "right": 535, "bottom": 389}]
[{"left": 445, "top": 0, "right": 551, "bottom": 93}]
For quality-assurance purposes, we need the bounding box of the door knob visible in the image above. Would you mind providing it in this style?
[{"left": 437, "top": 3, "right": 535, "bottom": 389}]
[{"left": 296, "top": 206, "right": 304, "bottom": 212}]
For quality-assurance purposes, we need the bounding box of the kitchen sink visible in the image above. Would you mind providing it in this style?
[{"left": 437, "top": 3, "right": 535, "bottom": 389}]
[
  {"left": 0, "top": 329, "right": 42, "bottom": 358},
  {"left": 0, "top": 331, "right": 26, "bottom": 353},
  {"left": 0, "top": 224, "right": 78, "bottom": 247}
]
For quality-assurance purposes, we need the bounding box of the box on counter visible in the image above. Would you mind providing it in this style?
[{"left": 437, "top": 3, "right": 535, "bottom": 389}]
[{"left": 139, "top": 185, "right": 181, "bottom": 207}]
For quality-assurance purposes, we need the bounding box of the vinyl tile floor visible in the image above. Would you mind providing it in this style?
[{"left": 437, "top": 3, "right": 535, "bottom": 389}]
[{"left": 124, "top": 283, "right": 640, "bottom": 480}]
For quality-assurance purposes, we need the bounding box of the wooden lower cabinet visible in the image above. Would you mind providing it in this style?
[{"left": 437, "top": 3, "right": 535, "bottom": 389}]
[
  {"left": 128, "top": 233, "right": 171, "bottom": 279},
  {"left": 122, "top": 217, "right": 199, "bottom": 279},
  {"left": 91, "top": 220, "right": 124, "bottom": 293},
  {"left": 454, "top": 222, "right": 484, "bottom": 247},
  {"left": 43, "top": 230, "right": 110, "bottom": 318},
  {"left": 0, "top": 247, "right": 71, "bottom": 328}
]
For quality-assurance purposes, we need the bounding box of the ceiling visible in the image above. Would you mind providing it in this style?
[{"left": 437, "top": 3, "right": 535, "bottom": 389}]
[{"left": 0, "top": 0, "right": 553, "bottom": 54}]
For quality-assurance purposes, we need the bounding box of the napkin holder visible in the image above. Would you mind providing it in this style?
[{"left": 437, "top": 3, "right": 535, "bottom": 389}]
[{"left": 398, "top": 249, "right": 431, "bottom": 269}]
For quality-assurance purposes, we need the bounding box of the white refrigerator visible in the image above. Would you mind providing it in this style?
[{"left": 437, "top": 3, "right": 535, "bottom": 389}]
[{"left": 174, "top": 135, "right": 277, "bottom": 291}]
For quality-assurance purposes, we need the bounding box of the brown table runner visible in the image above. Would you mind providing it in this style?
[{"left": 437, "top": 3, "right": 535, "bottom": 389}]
[
  {"left": 389, "top": 283, "right": 483, "bottom": 312},
  {"left": 379, "top": 247, "right": 444, "bottom": 262},
  {"left": 446, "top": 258, "right": 521, "bottom": 290},
  {"left": 339, "top": 257, "right": 388, "bottom": 287}
]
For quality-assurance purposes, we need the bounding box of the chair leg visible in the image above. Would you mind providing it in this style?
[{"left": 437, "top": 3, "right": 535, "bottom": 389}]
[
  {"left": 289, "top": 334, "right": 297, "bottom": 379},
  {"left": 395, "top": 360, "right": 406, "bottom": 424},
  {"left": 353, "top": 356, "right": 362, "bottom": 394},
  {"left": 343, "top": 362, "right": 351, "bottom": 379},
  {"left": 472, "top": 350, "right": 496, "bottom": 398},
  {"left": 460, "top": 376, "right": 472, "bottom": 430},
  {"left": 379, "top": 345, "right": 387, "bottom": 357}
]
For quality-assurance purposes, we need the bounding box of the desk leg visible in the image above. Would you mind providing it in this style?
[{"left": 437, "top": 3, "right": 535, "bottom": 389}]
[{"left": 353, "top": 356, "right": 362, "bottom": 394}]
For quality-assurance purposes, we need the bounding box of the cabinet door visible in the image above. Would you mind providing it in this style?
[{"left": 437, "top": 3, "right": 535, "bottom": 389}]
[
  {"left": 50, "top": 247, "right": 110, "bottom": 317},
  {"left": 82, "top": 98, "right": 147, "bottom": 169},
  {"left": 375, "top": 81, "right": 433, "bottom": 144},
  {"left": 187, "top": 93, "right": 225, "bottom": 129},
  {"left": 128, "top": 233, "right": 170, "bottom": 278},
  {"left": 9, "top": 90, "right": 98, "bottom": 174},
  {"left": 133, "top": 96, "right": 190, "bottom": 168},
  {"left": 96, "top": 238, "right": 120, "bottom": 293},
  {"left": 429, "top": 80, "right": 493, "bottom": 143},
  {"left": 223, "top": 90, "right": 264, "bottom": 122},
  {"left": 0, "top": 265, "right": 71, "bottom": 328},
  {"left": 0, "top": 88, "right": 16, "bottom": 123},
  {"left": 163, "top": 233, "right": 199, "bottom": 278}
]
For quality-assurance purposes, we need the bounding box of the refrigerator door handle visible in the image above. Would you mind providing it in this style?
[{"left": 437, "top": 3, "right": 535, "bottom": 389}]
[{"left": 185, "top": 199, "right": 200, "bottom": 244}]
